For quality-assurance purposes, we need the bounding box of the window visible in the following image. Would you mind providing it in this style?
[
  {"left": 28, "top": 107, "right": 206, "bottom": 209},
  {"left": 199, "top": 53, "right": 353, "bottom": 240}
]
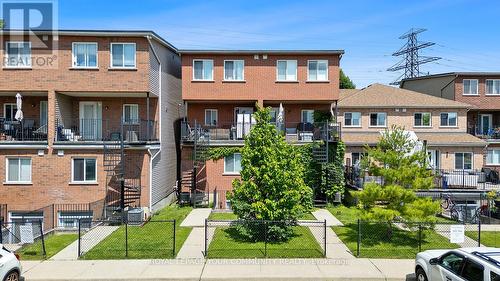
[
  {"left": 123, "top": 104, "right": 139, "bottom": 124},
  {"left": 414, "top": 112, "right": 431, "bottom": 127},
  {"left": 351, "top": 152, "right": 365, "bottom": 165},
  {"left": 6, "top": 158, "right": 31, "bottom": 183},
  {"left": 344, "top": 112, "right": 361, "bottom": 127},
  {"left": 277, "top": 60, "right": 297, "bottom": 81},
  {"left": 224, "top": 153, "right": 242, "bottom": 174},
  {"left": 487, "top": 150, "right": 500, "bottom": 165},
  {"left": 72, "top": 158, "right": 97, "bottom": 183},
  {"left": 224, "top": 60, "right": 244, "bottom": 81},
  {"left": 72, "top": 43, "right": 97, "bottom": 68},
  {"left": 369, "top": 113, "right": 386, "bottom": 127},
  {"left": 308, "top": 60, "right": 328, "bottom": 81},
  {"left": 5, "top": 42, "right": 31, "bottom": 67},
  {"left": 491, "top": 271, "right": 500, "bottom": 281},
  {"left": 205, "top": 109, "right": 218, "bottom": 126},
  {"left": 110, "top": 43, "right": 136, "bottom": 68},
  {"left": 486, "top": 79, "right": 500, "bottom": 95},
  {"left": 58, "top": 211, "right": 92, "bottom": 229},
  {"left": 439, "top": 252, "right": 465, "bottom": 275},
  {"left": 3, "top": 103, "right": 17, "bottom": 122},
  {"left": 440, "top": 112, "right": 457, "bottom": 127},
  {"left": 463, "top": 79, "right": 478, "bottom": 95},
  {"left": 461, "top": 259, "right": 484, "bottom": 281},
  {"left": 455, "top": 152, "right": 473, "bottom": 170},
  {"left": 301, "top": 110, "right": 314, "bottom": 123},
  {"left": 193, "top": 59, "right": 213, "bottom": 80}
]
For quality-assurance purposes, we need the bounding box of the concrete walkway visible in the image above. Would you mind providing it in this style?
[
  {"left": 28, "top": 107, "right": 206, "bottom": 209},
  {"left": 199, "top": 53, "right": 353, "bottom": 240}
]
[
  {"left": 20, "top": 258, "right": 416, "bottom": 281},
  {"left": 434, "top": 224, "right": 483, "bottom": 248},
  {"left": 312, "top": 209, "right": 344, "bottom": 226},
  {"left": 50, "top": 225, "right": 119, "bottom": 260},
  {"left": 180, "top": 208, "right": 212, "bottom": 227},
  {"left": 311, "top": 209, "right": 355, "bottom": 259},
  {"left": 177, "top": 208, "right": 212, "bottom": 259}
]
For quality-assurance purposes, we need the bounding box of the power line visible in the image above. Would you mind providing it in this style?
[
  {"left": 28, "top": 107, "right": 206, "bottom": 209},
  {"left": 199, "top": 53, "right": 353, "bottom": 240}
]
[{"left": 387, "top": 28, "right": 441, "bottom": 85}]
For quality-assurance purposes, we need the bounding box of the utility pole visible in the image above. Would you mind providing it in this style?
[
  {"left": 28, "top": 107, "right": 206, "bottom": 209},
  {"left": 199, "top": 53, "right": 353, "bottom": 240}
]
[{"left": 387, "top": 28, "right": 441, "bottom": 85}]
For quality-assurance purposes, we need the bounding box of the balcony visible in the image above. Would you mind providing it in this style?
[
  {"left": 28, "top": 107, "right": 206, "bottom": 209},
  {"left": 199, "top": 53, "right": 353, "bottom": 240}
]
[
  {"left": 181, "top": 120, "right": 340, "bottom": 144},
  {"left": 468, "top": 125, "right": 500, "bottom": 140},
  {"left": 55, "top": 119, "right": 158, "bottom": 143},
  {"left": 0, "top": 119, "right": 47, "bottom": 142}
]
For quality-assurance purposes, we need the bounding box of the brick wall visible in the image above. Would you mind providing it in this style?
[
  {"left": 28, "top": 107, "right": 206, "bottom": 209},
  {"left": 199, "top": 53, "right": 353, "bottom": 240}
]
[{"left": 454, "top": 75, "right": 500, "bottom": 110}]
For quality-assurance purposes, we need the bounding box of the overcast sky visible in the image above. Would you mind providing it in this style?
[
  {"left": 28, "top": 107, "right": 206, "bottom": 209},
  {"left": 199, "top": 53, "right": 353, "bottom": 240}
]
[{"left": 58, "top": 0, "right": 500, "bottom": 87}]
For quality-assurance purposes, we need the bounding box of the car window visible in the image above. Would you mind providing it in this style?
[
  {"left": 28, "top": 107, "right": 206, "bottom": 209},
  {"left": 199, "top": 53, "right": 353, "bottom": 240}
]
[
  {"left": 440, "top": 253, "right": 465, "bottom": 274},
  {"left": 491, "top": 271, "right": 500, "bottom": 281},
  {"left": 461, "top": 259, "right": 483, "bottom": 281}
]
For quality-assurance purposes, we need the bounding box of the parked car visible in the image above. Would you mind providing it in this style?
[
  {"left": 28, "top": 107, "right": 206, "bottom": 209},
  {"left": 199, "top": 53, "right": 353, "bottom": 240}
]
[
  {"left": 415, "top": 247, "right": 500, "bottom": 281},
  {"left": 0, "top": 245, "right": 21, "bottom": 281}
]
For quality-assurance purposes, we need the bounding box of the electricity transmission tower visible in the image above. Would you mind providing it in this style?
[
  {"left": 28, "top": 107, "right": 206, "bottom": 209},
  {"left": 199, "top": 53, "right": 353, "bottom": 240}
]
[{"left": 387, "top": 28, "right": 441, "bottom": 85}]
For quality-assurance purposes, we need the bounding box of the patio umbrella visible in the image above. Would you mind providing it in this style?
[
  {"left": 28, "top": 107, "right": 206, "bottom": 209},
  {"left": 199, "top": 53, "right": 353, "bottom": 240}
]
[
  {"left": 15, "top": 93, "right": 23, "bottom": 121},
  {"left": 277, "top": 103, "right": 284, "bottom": 132}
]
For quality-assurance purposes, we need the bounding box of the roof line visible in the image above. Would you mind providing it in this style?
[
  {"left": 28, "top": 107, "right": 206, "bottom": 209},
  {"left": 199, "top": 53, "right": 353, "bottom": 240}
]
[
  {"left": 401, "top": 72, "right": 500, "bottom": 82},
  {"left": 178, "top": 49, "right": 345, "bottom": 55}
]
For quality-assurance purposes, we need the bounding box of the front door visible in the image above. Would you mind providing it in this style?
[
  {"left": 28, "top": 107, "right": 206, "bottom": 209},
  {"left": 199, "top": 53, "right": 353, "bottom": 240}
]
[
  {"left": 427, "top": 150, "right": 440, "bottom": 170},
  {"left": 479, "top": 114, "right": 492, "bottom": 135},
  {"left": 79, "top": 102, "right": 102, "bottom": 140},
  {"left": 235, "top": 107, "right": 254, "bottom": 139}
]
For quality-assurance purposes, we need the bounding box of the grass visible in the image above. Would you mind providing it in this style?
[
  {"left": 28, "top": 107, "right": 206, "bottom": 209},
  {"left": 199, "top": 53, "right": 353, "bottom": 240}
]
[
  {"left": 326, "top": 205, "right": 460, "bottom": 259},
  {"left": 81, "top": 205, "right": 192, "bottom": 259},
  {"left": 17, "top": 233, "right": 78, "bottom": 260},
  {"left": 208, "top": 211, "right": 317, "bottom": 221},
  {"left": 207, "top": 225, "right": 324, "bottom": 258},
  {"left": 466, "top": 231, "right": 500, "bottom": 247}
]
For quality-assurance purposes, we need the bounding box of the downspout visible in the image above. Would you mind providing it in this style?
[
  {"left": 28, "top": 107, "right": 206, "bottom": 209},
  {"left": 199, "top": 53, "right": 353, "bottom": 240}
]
[{"left": 146, "top": 35, "right": 162, "bottom": 211}]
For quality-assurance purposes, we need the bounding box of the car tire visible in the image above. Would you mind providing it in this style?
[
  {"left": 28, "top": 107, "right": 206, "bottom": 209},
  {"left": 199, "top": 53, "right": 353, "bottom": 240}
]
[
  {"left": 416, "top": 268, "right": 428, "bottom": 281},
  {"left": 3, "top": 270, "right": 19, "bottom": 281}
]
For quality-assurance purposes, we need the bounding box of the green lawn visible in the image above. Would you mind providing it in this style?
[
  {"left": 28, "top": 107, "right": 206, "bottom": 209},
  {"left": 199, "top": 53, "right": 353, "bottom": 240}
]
[
  {"left": 208, "top": 211, "right": 317, "bottom": 221},
  {"left": 207, "top": 225, "right": 324, "bottom": 258},
  {"left": 17, "top": 233, "right": 78, "bottom": 260},
  {"left": 466, "top": 231, "right": 500, "bottom": 247},
  {"left": 81, "top": 205, "right": 192, "bottom": 259},
  {"left": 326, "top": 205, "right": 460, "bottom": 259}
]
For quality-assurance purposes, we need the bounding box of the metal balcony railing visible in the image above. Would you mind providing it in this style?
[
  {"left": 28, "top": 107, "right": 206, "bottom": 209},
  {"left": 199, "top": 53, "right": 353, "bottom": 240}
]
[
  {"left": 468, "top": 125, "right": 500, "bottom": 139},
  {"left": 0, "top": 119, "right": 47, "bottom": 142}
]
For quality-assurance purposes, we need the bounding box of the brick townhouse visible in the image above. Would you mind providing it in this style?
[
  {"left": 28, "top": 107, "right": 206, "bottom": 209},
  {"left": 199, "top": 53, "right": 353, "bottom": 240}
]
[
  {"left": 338, "top": 84, "right": 487, "bottom": 172},
  {"left": 0, "top": 30, "right": 182, "bottom": 229},
  {"left": 179, "top": 50, "right": 344, "bottom": 208},
  {"left": 401, "top": 72, "right": 500, "bottom": 172}
]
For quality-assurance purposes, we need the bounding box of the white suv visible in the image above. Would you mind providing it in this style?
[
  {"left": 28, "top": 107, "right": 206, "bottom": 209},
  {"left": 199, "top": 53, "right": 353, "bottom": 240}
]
[
  {"left": 415, "top": 247, "right": 500, "bottom": 281},
  {"left": 0, "top": 245, "right": 22, "bottom": 281}
]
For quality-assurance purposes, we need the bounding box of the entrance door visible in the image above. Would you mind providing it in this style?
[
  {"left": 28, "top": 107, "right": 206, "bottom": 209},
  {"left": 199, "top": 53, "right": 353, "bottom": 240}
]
[
  {"left": 79, "top": 102, "right": 102, "bottom": 140},
  {"left": 479, "top": 114, "right": 492, "bottom": 135},
  {"left": 427, "top": 150, "right": 440, "bottom": 169},
  {"left": 235, "top": 107, "right": 254, "bottom": 139}
]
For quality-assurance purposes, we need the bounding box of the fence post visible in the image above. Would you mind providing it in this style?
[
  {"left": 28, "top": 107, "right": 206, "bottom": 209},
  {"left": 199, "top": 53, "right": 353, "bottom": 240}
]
[
  {"left": 418, "top": 224, "right": 422, "bottom": 252},
  {"left": 0, "top": 217, "right": 3, "bottom": 244},
  {"left": 172, "top": 220, "right": 176, "bottom": 258},
  {"left": 478, "top": 219, "right": 481, "bottom": 247},
  {"left": 356, "top": 219, "right": 361, "bottom": 257},
  {"left": 125, "top": 221, "right": 128, "bottom": 257},
  {"left": 264, "top": 221, "right": 268, "bottom": 258},
  {"left": 39, "top": 219, "right": 46, "bottom": 257},
  {"left": 78, "top": 218, "right": 81, "bottom": 257},
  {"left": 323, "top": 219, "right": 327, "bottom": 257},
  {"left": 204, "top": 219, "right": 208, "bottom": 257}
]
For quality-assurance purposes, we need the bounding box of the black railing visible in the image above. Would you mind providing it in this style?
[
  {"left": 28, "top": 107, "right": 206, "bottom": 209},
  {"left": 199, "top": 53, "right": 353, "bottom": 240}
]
[
  {"left": 56, "top": 119, "right": 158, "bottom": 142},
  {"left": 0, "top": 119, "right": 47, "bottom": 141},
  {"left": 468, "top": 125, "right": 500, "bottom": 139},
  {"left": 181, "top": 120, "right": 341, "bottom": 142}
]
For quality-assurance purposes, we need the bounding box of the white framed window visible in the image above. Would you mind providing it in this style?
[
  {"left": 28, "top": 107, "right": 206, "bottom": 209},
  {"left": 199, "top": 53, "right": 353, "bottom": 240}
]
[
  {"left": 344, "top": 112, "right": 361, "bottom": 127},
  {"left": 6, "top": 157, "right": 31, "bottom": 183},
  {"left": 72, "top": 158, "right": 97, "bottom": 183},
  {"left": 224, "top": 153, "right": 242, "bottom": 174},
  {"left": 276, "top": 60, "right": 297, "bottom": 81},
  {"left": 224, "top": 60, "right": 244, "bottom": 81},
  {"left": 58, "top": 211, "right": 92, "bottom": 229},
  {"left": 414, "top": 112, "right": 431, "bottom": 127},
  {"left": 301, "top": 110, "right": 314, "bottom": 123},
  {"left": 5, "top": 42, "right": 31, "bottom": 67},
  {"left": 3, "top": 103, "right": 17, "bottom": 122},
  {"left": 123, "top": 104, "right": 139, "bottom": 124},
  {"left": 455, "top": 152, "right": 473, "bottom": 170},
  {"left": 204, "top": 109, "right": 218, "bottom": 126},
  {"left": 110, "top": 43, "right": 136, "bottom": 68},
  {"left": 486, "top": 79, "right": 500, "bottom": 95},
  {"left": 440, "top": 112, "right": 457, "bottom": 127},
  {"left": 193, "top": 59, "right": 213, "bottom": 80},
  {"left": 307, "top": 60, "right": 328, "bottom": 81},
  {"left": 72, "top": 42, "right": 98, "bottom": 68},
  {"left": 462, "top": 79, "right": 478, "bottom": 95},
  {"left": 369, "top": 112, "right": 387, "bottom": 127},
  {"left": 487, "top": 150, "right": 500, "bottom": 165}
]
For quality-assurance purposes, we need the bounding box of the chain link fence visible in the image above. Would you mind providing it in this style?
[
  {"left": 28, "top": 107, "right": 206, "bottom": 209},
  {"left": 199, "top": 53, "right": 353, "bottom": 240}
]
[
  {"left": 354, "top": 220, "right": 482, "bottom": 258},
  {"left": 205, "top": 219, "right": 326, "bottom": 258},
  {"left": 0, "top": 220, "right": 46, "bottom": 258},
  {"left": 78, "top": 219, "right": 176, "bottom": 259}
]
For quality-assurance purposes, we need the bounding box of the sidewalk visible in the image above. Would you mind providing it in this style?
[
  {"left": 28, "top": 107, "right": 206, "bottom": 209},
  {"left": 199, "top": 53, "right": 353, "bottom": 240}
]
[{"left": 21, "top": 258, "right": 416, "bottom": 281}]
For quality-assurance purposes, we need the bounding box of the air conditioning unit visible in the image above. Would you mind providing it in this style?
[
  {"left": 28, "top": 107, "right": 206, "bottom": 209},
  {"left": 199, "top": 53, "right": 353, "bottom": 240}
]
[{"left": 127, "top": 208, "right": 144, "bottom": 225}]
